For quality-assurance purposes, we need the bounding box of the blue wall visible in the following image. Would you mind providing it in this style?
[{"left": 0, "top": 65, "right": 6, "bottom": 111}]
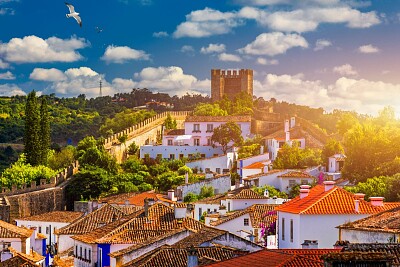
[{"left": 98, "top": 244, "right": 111, "bottom": 267}]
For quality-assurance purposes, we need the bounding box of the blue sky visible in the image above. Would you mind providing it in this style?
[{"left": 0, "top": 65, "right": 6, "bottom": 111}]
[{"left": 1, "top": 0, "right": 400, "bottom": 115}]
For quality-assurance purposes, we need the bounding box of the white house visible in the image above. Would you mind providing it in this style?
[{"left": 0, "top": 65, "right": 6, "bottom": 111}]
[
  {"left": 185, "top": 152, "right": 237, "bottom": 175},
  {"left": 328, "top": 153, "right": 346, "bottom": 176},
  {"left": 275, "top": 181, "right": 396, "bottom": 249},
  {"left": 337, "top": 204, "right": 400, "bottom": 243},
  {"left": 237, "top": 153, "right": 271, "bottom": 181},
  {"left": 243, "top": 169, "right": 289, "bottom": 188},
  {"left": 277, "top": 171, "right": 316, "bottom": 194},
  {"left": 221, "top": 189, "right": 271, "bottom": 212},
  {"left": 265, "top": 117, "right": 306, "bottom": 161},
  {"left": 140, "top": 145, "right": 224, "bottom": 160},
  {"left": 208, "top": 204, "right": 278, "bottom": 248}
]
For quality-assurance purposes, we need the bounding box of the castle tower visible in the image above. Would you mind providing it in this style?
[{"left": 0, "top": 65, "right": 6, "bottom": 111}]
[{"left": 211, "top": 69, "right": 253, "bottom": 102}]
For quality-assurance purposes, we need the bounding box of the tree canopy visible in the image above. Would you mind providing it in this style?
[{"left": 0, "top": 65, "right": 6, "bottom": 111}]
[{"left": 211, "top": 122, "right": 243, "bottom": 154}]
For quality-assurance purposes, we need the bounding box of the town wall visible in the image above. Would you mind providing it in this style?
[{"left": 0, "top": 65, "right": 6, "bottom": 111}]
[{"left": 177, "top": 175, "right": 231, "bottom": 199}]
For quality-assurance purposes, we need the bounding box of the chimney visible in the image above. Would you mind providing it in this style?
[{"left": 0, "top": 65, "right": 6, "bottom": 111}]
[
  {"left": 323, "top": 181, "right": 335, "bottom": 192},
  {"left": 284, "top": 119, "right": 290, "bottom": 132},
  {"left": 369, "top": 196, "right": 384, "bottom": 207},
  {"left": 299, "top": 185, "right": 310, "bottom": 199},
  {"left": 354, "top": 199, "right": 360, "bottom": 213},
  {"left": 186, "top": 203, "right": 194, "bottom": 218},
  {"left": 168, "top": 189, "right": 176, "bottom": 201},
  {"left": 260, "top": 145, "right": 264, "bottom": 154},
  {"left": 187, "top": 246, "right": 198, "bottom": 267},
  {"left": 290, "top": 117, "right": 296, "bottom": 128},
  {"left": 285, "top": 131, "right": 290, "bottom": 142},
  {"left": 264, "top": 189, "right": 269, "bottom": 198},
  {"left": 354, "top": 193, "right": 365, "bottom": 201},
  {"left": 301, "top": 240, "right": 318, "bottom": 249},
  {"left": 219, "top": 205, "right": 227, "bottom": 216},
  {"left": 174, "top": 204, "right": 187, "bottom": 219},
  {"left": 144, "top": 198, "right": 149, "bottom": 217},
  {"left": 185, "top": 172, "right": 189, "bottom": 184}
]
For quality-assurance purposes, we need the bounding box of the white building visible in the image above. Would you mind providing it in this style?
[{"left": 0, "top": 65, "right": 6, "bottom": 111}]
[
  {"left": 265, "top": 117, "right": 306, "bottom": 161},
  {"left": 243, "top": 169, "right": 289, "bottom": 188},
  {"left": 140, "top": 145, "right": 224, "bottom": 160},
  {"left": 185, "top": 152, "right": 237, "bottom": 175},
  {"left": 237, "top": 153, "right": 271, "bottom": 181},
  {"left": 275, "top": 181, "right": 395, "bottom": 249},
  {"left": 328, "top": 153, "right": 346, "bottom": 173}
]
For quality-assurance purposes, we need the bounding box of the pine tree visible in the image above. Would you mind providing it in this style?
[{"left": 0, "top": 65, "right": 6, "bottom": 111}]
[
  {"left": 24, "top": 91, "right": 40, "bottom": 165},
  {"left": 39, "top": 96, "right": 51, "bottom": 165}
]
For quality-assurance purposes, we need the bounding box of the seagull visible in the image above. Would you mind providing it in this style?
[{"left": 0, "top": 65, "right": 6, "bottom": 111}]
[{"left": 65, "top": 2, "right": 82, "bottom": 27}]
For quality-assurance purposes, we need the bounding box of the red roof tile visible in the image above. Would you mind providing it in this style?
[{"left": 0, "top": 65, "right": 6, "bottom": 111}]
[
  {"left": 185, "top": 115, "right": 251, "bottom": 122},
  {"left": 278, "top": 171, "right": 315, "bottom": 179},
  {"left": 243, "top": 161, "right": 268, "bottom": 170},
  {"left": 275, "top": 185, "right": 382, "bottom": 215},
  {"left": 17, "top": 211, "right": 84, "bottom": 223}
]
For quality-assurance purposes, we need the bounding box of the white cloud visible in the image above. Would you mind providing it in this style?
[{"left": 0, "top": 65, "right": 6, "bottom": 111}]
[
  {"left": 238, "top": 32, "right": 308, "bottom": 56},
  {"left": 133, "top": 66, "right": 209, "bottom": 95},
  {"left": 0, "top": 84, "right": 25, "bottom": 96},
  {"left": 218, "top": 53, "right": 242, "bottom": 62},
  {"left": 101, "top": 45, "right": 150, "bottom": 63},
  {"left": 314, "top": 39, "right": 332, "bottom": 51},
  {"left": 254, "top": 73, "right": 400, "bottom": 116},
  {"left": 333, "top": 64, "right": 358, "bottom": 77},
  {"left": 0, "top": 59, "right": 9, "bottom": 69},
  {"left": 256, "top": 57, "right": 279, "bottom": 65},
  {"left": 112, "top": 78, "right": 137, "bottom": 92},
  {"left": 173, "top": 8, "right": 243, "bottom": 38},
  {"left": 180, "top": 45, "right": 195, "bottom": 53},
  {"left": 30, "top": 68, "right": 67, "bottom": 82},
  {"left": 200, "top": 43, "right": 226, "bottom": 54},
  {"left": 235, "top": 0, "right": 341, "bottom": 6},
  {"left": 153, "top": 31, "right": 169, "bottom": 38},
  {"left": 0, "top": 8, "right": 14, "bottom": 15},
  {"left": 0, "top": 71, "right": 15, "bottom": 80},
  {"left": 358, "top": 44, "right": 380, "bottom": 54},
  {"left": 0, "top": 35, "right": 88, "bottom": 63}
]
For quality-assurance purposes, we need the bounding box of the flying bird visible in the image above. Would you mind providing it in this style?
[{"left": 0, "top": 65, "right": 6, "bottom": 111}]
[
  {"left": 65, "top": 2, "right": 82, "bottom": 27},
  {"left": 95, "top": 26, "right": 103, "bottom": 33}
]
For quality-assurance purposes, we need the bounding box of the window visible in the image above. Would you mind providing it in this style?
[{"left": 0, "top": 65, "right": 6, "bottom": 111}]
[
  {"left": 216, "top": 168, "right": 221, "bottom": 174},
  {"left": 194, "top": 138, "right": 200, "bottom": 146},
  {"left": 156, "top": 154, "right": 162, "bottom": 160},
  {"left": 200, "top": 154, "right": 206, "bottom": 158},
  {"left": 289, "top": 180, "right": 296, "bottom": 187},
  {"left": 84, "top": 248, "right": 87, "bottom": 259},
  {"left": 198, "top": 208, "right": 202, "bottom": 220},
  {"left": 228, "top": 202, "right": 231, "bottom": 212},
  {"left": 88, "top": 249, "right": 91, "bottom": 262},
  {"left": 207, "top": 124, "right": 213, "bottom": 132},
  {"left": 301, "top": 179, "right": 308, "bottom": 185},
  {"left": 179, "top": 154, "right": 184, "bottom": 159},
  {"left": 193, "top": 124, "right": 200, "bottom": 132},
  {"left": 207, "top": 208, "right": 210, "bottom": 213},
  {"left": 290, "top": 219, "right": 294, "bottom": 242},
  {"left": 282, "top": 218, "right": 285, "bottom": 241},
  {"left": 75, "top": 246, "right": 78, "bottom": 257},
  {"left": 244, "top": 218, "right": 249, "bottom": 226},
  {"left": 207, "top": 137, "right": 212, "bottom": 146},
  {"left": 80, "top": 246, "right": 82, "bottom": 257},
  {"left": 46, "top": 227, "right": 49, "bottom": 234},
  {"left": 2, "top": 242, "right": 10, "bottom": 252},
  {"left": 169, "top": 154, "right": 175, "bottom": 160},
  {"left": 188, "top": 154, "right": 193, "bottom": 159},
  {"left": 38, "top": 227, "right": 42, "bottom": 233},
  {"left": 167, "top": 139, "right": 173, "bottom": 146}
]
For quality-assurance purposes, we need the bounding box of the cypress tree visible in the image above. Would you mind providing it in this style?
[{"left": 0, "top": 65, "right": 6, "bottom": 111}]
[
  {"left": 24, "top": 91, "right": 40, "bottom": 165},
  {"left": 39, "top": 96, "right": 51, "bottom": 165}
]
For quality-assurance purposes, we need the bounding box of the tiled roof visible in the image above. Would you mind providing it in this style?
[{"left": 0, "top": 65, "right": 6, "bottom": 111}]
[
  {"left": 275, "top": 185, "right": 382, "bottom": 215},
  {"left": 210, "top": 204, "right": 278, "bottom": 227},
  {"left": 195, "top": 194, "right": 226, "bottom": 204},
  {"left": 72, "top": 203, "right": 203, "bottom": 245},
  {"left": 172, "top": 227, "right": 227, "bottom": 248},
  {"left": 185, "top": 115, "right": 252, "bottom": 122},
  {"left": 0, "top": 255, "right": 37, "bottom": 267},
  {"left": 17, "top": 211, "right": 84, "bottom": 223},
  {"left": 322, "top": 251, "right": 394, "bottom": 263},
  {"left": 164, "top": 129, "right": 185, "bottom": 136},
  {"left": 381, "top": 202, "right": 400, "bottom": 211},
  {"left": 7, "top": 247, "right": 45, "bottom": 264},
  {"left": 243, "top": 169, "right": 286, "bottom": 180},
  {"left": 341, "top": 243, "right": 400, "bottom": 266},
  {"left": 100, "top": 192, "right": 172, "bottom": 206},
  {"left": 338, "top": 206, "right": 400, "bottom": 233},
  {"left": 278, "top": 249, "right": 341, "bottom": 261},
  {"left": 202, "top": 249, "right": 325, "bottom": 267},
  {"left": 0, "top": 220, "right": 33, "bottom": 238},
  {"left": 228, "top": 189, "right": 269, "bottom": 199},
  {"left": 174, "top": 203, "right": 188, "bottom": 208},
  {"left": 53, "top": 255, "right": 74, "bottom": 267},
  {"left": 278, "top": 171, "right": 315, "bottom": 179},
  {"left": 56, "top": 203, "right": 139, "bottom": 235},
  {"left": 265, "top": 126, "right": 305, "bottom": 140},
  {"left": 243, "top": 161, "right": 268, "bottom": 170},
  {"left": 123, "top": 246, "right": 237, "bottom": 267}
]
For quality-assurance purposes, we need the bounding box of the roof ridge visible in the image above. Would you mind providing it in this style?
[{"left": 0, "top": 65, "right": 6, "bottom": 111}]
[{"left": 300, "top": 186, "right": 338, "bottom": 214}]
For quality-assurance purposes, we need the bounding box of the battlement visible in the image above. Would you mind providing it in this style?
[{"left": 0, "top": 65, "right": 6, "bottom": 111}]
[
  {"left": 0, "top": 161, "right": 79, "bottom": 197},
  {"left": 212, "top": 69, "right": 253, "bottom": 78},
  {"left": 211, "top": 69, "right": 253, "bottom": 101}
]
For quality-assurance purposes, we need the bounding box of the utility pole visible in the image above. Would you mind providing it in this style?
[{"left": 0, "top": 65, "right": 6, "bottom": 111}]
[{"left": 99, "top": 79, "right": 103, "bottom": 97}]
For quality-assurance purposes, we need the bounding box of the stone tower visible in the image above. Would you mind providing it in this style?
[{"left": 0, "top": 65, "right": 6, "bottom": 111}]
[{"left": 211, "top": 69, "right": 253, "bottom": 101}]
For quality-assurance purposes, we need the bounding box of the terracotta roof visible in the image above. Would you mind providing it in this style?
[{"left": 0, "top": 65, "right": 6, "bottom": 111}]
[
  {"left": 210, "top": 204, "right": 278, "bottom": 227},
  {"left": 338, "top": 205, "right": 400, "bottom": 233},
  {"left": 195, "top": 194, "right": 226, "bottom": 204},
  {"left": 17, "top": 211, "right": 84, "bottom": 223},
  {"left": 278, "top": 171, "right": 315, "bottom": 179},
  {"left": 185, "top": 115, "right": 252, "bottom": 122},
  {"left": 172, "top": 227, "right": 227, "bottom": 248},
  {"left": 275, "top": 185, "right": 382, "bottom": 215},
  {"left": 36, "top": 233, "right": 47, "bottom": 239},
  {"left": 341, "top": 243, "right": 400, "bottom": 266},
  {"left": 56, "top": 203, "right": 140, "bottom": 235},
  {"left": 203, "top": 249, "right": 325, "bottom": 267},
  {"left": 228, "top": 189, "right": 269, "bottom": 199},
  {"left": 123, "top": 246, "right": 237, "bottom": 267},
  {"left": 322, "top": 251, "right": 394, "bottom": 263},
  {"left": 164, "top": 129, "right": 185, "bottom": 136},
  {"left": 6, "top": 247, "right": 45, "bottom": 264},
  {"left": 174, "top": 203, "right": 188, "bottom": 208},
  {"left": 0, "top": 220, "right": 33, "bottom": 239},
  {"left": 278, "top": 249, "right": 341, "bottom": 261},
  {"left": 381, "top": 202, "right": 400, "bottom": 211},
  {"left": 100, "top": 192, "right": 172, "bottom": 206},
  {"left": 243, "top": 161, "right": 268, "bottom": 170},
  {"left": 0, "top": 255, "right": 37, "bottom": 267},
  {"left": 243, "top": 169, "right": 286, "bottom": 180},
  {"left": 53, "top": 255, "right": 74, "bottom": 267},
  {"left": 265, "top": 126, "right": 305, "bottom": 140},
  {"left": 72, "top": 203, "right": 204, "bottom": 245}
]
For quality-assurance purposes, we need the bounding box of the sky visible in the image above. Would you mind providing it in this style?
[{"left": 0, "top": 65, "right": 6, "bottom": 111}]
[{"left": 1, "top": 0, "right": 400, "bottom": 116}]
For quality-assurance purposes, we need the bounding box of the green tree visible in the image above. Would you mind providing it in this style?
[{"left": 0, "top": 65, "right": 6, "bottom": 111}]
[
  {"left": 127, "top": 142, "right": 139, "bottom": 156},
  {"left": 193, "top": 103, "right": 228, "bottom": 116},
  {"left": 184, "top": 192, "right": 198, "bottom": 203},
  {"left": 24, "top": 91, "right": 40, "bottom": 165},
  {"left": 344, "top": 176, "right": 388, "bottom": 200},
  {"left": 38, "top": 97, "right": 51, "bottom": 165},
  {"left": 272, "top": 142, "right": 302, "bottom": 169},
  {"left": 199, "top": 185, "right": 214, "bottom": 198},
  {"left": 253, "top": 185, "right": 288, "bottom": 199},
  {"left": 164, "top": 113, "right": 177, "bottom": 130},
  {"left": 48, "top": 146, "right": 76, "bottom": 171},
  {"left": 118, "top": 134, "right": 128, "bottom": 159},
  {"left": 211, "top": 122, "right": 243, "bottom": 154},
  {"left": 321, "top": 139, "right": 344, "bottom": 167}
]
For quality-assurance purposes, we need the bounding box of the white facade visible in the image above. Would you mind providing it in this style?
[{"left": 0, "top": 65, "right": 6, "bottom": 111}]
[
  {"left": 193, "top": 203, "right": 221, "bottom": 221},
  {"left": 140, "top": 145, "right": 224, "bottom": 160},
  {"left": 73, "top": 240, "right": 96, "bottom": 267},
  {"left": 279, "top": 176, "right": 316, "bottom": 194},
  {"left": 328, "top": 154, "right": 346, "bottom": 173},
  {"left": 16, "top": 220, "right": 68, "bottom": 248},
  {"left": 176, "top": 175, "right": 231, "bottom": 199},
  {"left": 267, "top": 137, "right": 306, "bottom": 161},
  {"left": 237, "top": 153, "right": 271, "bottom": 179},
  {"left": 243, "top": 170, "right": 289, "bottom": 188},
  {"left": 186, "top": 152, "right": 237, "bottom": 174},
  {"left": 223, "top": 198, "right": 270, "bottom": 212},
  {"left": 57, "top": 234, "right": 74, "bottom": 253},
  {"left": 277, "top": 212, "right": 368, "bottom": 249},
  {"left": 0, "top": 237, "right": 31, "bottom": 262},
  {"left": 340, "top": 229, "right": 397, "bottom": 244}
]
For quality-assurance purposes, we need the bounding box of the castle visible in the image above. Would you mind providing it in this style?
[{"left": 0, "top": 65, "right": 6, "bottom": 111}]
[{"left": 211, "top": 69, "right": 253, "bottom": 101}]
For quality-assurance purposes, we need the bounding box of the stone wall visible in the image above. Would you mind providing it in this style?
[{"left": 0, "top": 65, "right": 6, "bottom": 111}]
[{"left": 176, "top": 175, "right": 231, "bottom": 199}]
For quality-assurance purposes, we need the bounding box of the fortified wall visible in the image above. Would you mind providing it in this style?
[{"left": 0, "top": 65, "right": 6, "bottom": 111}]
[{"left": 211, "top": 69, "right": 253, "bottom": 102}]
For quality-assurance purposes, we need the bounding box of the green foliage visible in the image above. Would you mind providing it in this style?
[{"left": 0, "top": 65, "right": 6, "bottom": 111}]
[
  {"left": 273, "top": 142, "right": 322, "bottom": 169},
  {"left": 211, "top": 121, "right": 243, "bottom": 154},
  {"left": 177, "top": 166, "right": 193, "bottom": 175},
  {"left": 344, "top": 176, "right": 388, "bottom": 201},
  {"left": 0, "top": 154, "right": 58, "bottom": 189},
  {"left": 39, "top": 97, "right": 51, "bottom": 165},
  {"left": 321, "top": 139, "right": 344, "bottom": 167},
  {"left": 199, "top": 185, "right": 214, "bottom": 198},
  {"left": 122, "top": 157, "right": 148, "bottom": 173},
  {"left": 184, "top": 192, "right": 198, "bottom": 203},
  {"left": 238, "top": 143, "right": 261, "bottom": 159},
  {"left": 164, "top": 113, "right": 177, "bottom": 130},
  {"left": 253, "top": 185, "right": 288, "bottom": 199},
  {"left": 127, "top": 142, "right": 139, "bottom": 156},
  {"left": 193, "top": 103, "right": 228, "bottom": 116},
  {"left": 138, "top": 183, "right": 153, "bottom": 192},
  {"left": 155, "top": 171, "right": 184, "bottom": 191},
  {"left": 24, "top": 91, "right": 41, "bottom": 165},
  {"left": 48, "top": 146, "right": 76, "bottom": 171}
]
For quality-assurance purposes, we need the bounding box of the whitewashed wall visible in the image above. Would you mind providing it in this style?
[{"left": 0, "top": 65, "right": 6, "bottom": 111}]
[
  {"left": 186, "top": 152, "right": 236, "bottom": 174},
  {"left": 340, "top": 229, "right": 397, "bottom": 243},
  {"left": 140, "top": 145, "right": 224, "bottom": 160}
]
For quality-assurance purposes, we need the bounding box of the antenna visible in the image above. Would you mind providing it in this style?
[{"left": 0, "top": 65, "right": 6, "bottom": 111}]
[{"left": 99, "top": 78, "right": 102, "bottom": 97}]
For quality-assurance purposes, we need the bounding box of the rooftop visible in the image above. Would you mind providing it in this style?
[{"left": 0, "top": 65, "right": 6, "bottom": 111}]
[
  {"left": 278, "top": 171, "right": 315, "bottom": 179},
  {"left": 243, "top": 169, "right": 286, "bottom": 180},
  {"left": 275, "top": 185, "right": 382, "bottom": 215},
  {"left": 99, "top": 191, "right": 172, "bottom": 206},
  {"left": 227, "top": 189, "right": 269, "bottom": 200},
  {"left": 17, "top": 211, "right": 84, "bottom": 223},
  {"left": 0, "top": 220, "right": 33, "bottom": 239},
  {"left": 172, "top": 227, "right": 227, "bottom": 248},
  {"left": 164, "top": 129, "right": 185, "bottom": 136},
  {"left": 185, "top": 115, "right": 252, "bottom": 123},
  {"left": 243, "top": 161, "right": 269, "bottom": 170}
]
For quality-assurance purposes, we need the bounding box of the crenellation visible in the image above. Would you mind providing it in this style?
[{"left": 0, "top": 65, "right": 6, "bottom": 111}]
[{"left": 211, "top": 68, "right": 253, "bottom": 101}]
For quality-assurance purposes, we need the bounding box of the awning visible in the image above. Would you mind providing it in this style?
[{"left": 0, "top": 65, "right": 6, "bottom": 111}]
[{"left": 174, "top": 135, "right": 192, "bottom": 141}]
